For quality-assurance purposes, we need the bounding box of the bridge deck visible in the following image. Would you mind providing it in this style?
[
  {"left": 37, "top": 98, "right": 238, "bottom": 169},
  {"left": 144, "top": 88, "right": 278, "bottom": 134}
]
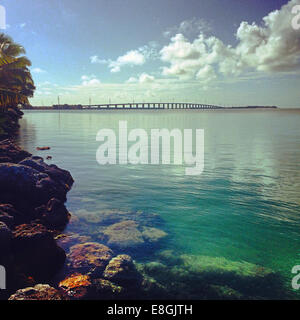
[{"left": 49, "top": 102, "right": 224, "bottom": 110}]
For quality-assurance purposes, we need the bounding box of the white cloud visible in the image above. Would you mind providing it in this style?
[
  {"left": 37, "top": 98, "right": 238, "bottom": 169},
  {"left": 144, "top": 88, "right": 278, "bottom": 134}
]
[
  {"left": 163, "top": 18, "right": 211, "bottom": 38},
  {"left": 160, "top": 0, "right": 300, "bottom": 82},
  {"left": 90, "top": 55, "right": 107, "bottom": 64},
  {"left": 19, "top": 23, "right": 26, "bottom": 28},
  {"left": 126, "top": 73, "right": 155, "bottom": 84},
  {"left": 196, "top": 65, "right": 217, "bottom": 83},
  {"left": 109, "top": 50, "right": 145, "bottom": 73},
  {"left": 81, "top": 75, "right": 101, "bottom": 86},
  {"left": 90, "top": 50, "right": 146, "bottom": 73},
  {"left": 139, "top": 73, "right": 155, "bottom": 83},
  {"left": 126, "top": 77, "right": 138, "bottom": 83},
  {"left": 32, "top": 67, "right": 46, "bottom": 74}
]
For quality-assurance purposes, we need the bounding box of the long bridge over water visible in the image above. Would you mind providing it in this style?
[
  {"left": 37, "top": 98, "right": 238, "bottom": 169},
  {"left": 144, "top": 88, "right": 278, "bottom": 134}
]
[
  {"left": 26, "top": 102, "right": 224, "bottom": 110},
  {"left": 23, "top": 103, "right": 278, "bottom": 111}
]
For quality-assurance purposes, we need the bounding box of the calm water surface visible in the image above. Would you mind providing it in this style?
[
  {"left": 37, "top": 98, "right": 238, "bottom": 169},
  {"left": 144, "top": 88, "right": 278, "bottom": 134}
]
[{"left": 17, "top": 109, "right": 300, "bottom": 298}]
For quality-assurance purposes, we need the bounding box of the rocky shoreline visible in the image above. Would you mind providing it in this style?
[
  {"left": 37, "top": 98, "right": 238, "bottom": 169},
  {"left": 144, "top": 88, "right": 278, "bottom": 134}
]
[{"left": 0, "top": 111, "right": 160, "bottom": 300}]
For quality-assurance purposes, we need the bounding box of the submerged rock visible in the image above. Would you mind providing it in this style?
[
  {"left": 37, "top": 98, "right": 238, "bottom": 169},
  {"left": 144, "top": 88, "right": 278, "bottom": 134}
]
[
  {"left": 103, "top": 254, "right": 143, "bottom": 287},
  {"left": 140, "top": 254, "right": 290, "bottom": 299},
  {"left": 67, "top": 242, "right": 113, "bottom": 277},
  {"left": 142, "top": 227, "right": 167, "bottom": 243},
  {"left": 208, "top": 284, "right": 243, "bottom": 300},
  {"left": 77, "top": 208, "right": 131, "bottom": 225},
  {"left": 56, "top": 232, "right": 92, "bottom": 251},
  {"left": 12, "top": 223, "right": 66, "bottom": 281},
  {"left": 8, "top": 284, "right": 67, "bottom": 300},
  {"left": 156, "top": 250, "right": 183, "bottom": 266},
  {"left": 93, "top": 278, "right": 123, "bottom": 299},
  {"left": 103, "top": 220, "right": 144, "bottom": 250}
]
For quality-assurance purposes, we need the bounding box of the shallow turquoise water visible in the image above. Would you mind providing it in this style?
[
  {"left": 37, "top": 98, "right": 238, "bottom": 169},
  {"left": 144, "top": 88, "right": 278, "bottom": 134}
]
[{"left": 18, "top": 109, "right": 300, "bottom": 298}]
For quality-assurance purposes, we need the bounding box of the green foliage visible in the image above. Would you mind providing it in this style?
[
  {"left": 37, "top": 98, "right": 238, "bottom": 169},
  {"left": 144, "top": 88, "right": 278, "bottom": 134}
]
[{"left": 0, "top": 33, "right": 35, "bottom": 110}]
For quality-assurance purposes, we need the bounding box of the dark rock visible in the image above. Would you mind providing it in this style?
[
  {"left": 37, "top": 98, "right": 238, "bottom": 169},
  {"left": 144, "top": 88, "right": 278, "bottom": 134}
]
[
  {"left": 0, "top": 156, "right": 74, "bottom": 214},
  {"left": 12, "top": 223, "right": 66, "bottom": 281},
  {"left": 0, "top": 139, "right": 31, "bottom": 163},
  {"left": 19, "top": 156, "right": 74, "bottom": 189},
  {"left": 0, "top": 203, "right": 26, "bottom": 227},
  {"left": 67, "top": 242, "right": 113, "bottom": 277},
  {"left": 8, "top": 284, "right": 68, "bottom": 300},
  {"left": 103, "top": 254, "right": 143, "bottom": 288},
  {"left": 35, "top": 198, "right": 71, "bottom": 230}
]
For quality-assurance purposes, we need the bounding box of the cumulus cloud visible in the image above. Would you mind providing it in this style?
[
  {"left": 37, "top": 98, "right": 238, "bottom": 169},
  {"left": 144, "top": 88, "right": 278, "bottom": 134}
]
[
  {"left": 90, "top": 50, "right": 146, "bottom": 73},
  {"left": 81, "top": 75, "right": 101, "bottom": 86},
  {"left": 109, "top": 50, "right": 145, "bottom": 73},
  {"left": 126, "top": 73, "right": 155, "bottom": 84},
  {"left": 139, "top": 73, "right": 155, "bottom": 83},
  {"left": 160, "top": 0, "right": 300, "bottom": 82}
]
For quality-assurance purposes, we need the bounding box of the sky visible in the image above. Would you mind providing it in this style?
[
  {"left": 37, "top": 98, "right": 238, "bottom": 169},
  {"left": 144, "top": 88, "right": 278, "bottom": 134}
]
[{"left": 1, "top": 0, "right": 300, "bottom": 107}]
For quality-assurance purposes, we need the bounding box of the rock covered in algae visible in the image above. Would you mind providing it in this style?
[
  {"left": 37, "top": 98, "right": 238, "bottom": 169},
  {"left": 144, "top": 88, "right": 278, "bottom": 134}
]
[
  {"left": 8, "top": 284, "right": 68, "bottom": 300},
  {"left": 67, "top": 242, "right": 113, "bottom": 276},
  {"left": 103, "top": 220, "right": 144, "bottom": 249},
  {"left": 59, "top": 273, "right": 93, "bottom": 299},
  {"left": 77, "top": 208, "right": 132, "bottom": 225},
  {"left": 93, "top": 278, "right": 123, "bottom": 299},
  {"left": 139, "top": 254, "right": 288, "bottom": 299},
  {"left": 180, "top": 254, "right": 273, "bottom": 278},
  {"left": 103, "top": 254, "right": 143, "bottom": 287},
  {"left": 56, "top": 232, "right": 92, "bottom": 252},
  {"left": 59, "top": 273, "right": 123, "bottom": 300},
  {"left": 208, "top": 285, "right": 243, "bottom": 300},
  {"left": 142, "top": 227, "right": 167, "bottom": 243}
]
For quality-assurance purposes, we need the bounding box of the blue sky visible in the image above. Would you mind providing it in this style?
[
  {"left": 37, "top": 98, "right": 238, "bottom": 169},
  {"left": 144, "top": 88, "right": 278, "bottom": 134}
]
[{"left": 1, "top": 0, "right": 300, "bottom": 107}]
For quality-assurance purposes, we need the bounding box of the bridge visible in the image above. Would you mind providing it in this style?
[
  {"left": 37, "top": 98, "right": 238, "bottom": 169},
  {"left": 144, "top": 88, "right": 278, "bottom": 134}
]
[{"left": 49, "top": 102, "right": 224, "bottom": 110}]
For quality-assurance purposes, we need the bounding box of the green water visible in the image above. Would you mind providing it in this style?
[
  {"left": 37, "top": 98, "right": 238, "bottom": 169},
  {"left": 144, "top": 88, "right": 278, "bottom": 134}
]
[{"left": 18, "top": 109, "right": 300, "bottom": 299}]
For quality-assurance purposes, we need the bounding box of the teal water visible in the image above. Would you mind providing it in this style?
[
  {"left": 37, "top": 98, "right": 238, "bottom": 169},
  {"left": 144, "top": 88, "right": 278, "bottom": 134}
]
[{"left": 18, "top": 109, "right": 300, "bottom": 299}]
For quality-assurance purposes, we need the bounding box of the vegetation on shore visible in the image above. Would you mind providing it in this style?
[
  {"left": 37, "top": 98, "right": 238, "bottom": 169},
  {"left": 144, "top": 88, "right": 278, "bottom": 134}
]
[
  {"left": 0, "top": 33, "right": 35, "bottom": 113},
  {"left": 0, "top": 33, "right": 35, "bottom": 139}
]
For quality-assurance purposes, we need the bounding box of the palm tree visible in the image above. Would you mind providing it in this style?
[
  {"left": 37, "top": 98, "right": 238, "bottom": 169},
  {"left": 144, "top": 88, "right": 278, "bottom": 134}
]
[{"left": 0, "top": 33, "right": 35, "bottom": 112}]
